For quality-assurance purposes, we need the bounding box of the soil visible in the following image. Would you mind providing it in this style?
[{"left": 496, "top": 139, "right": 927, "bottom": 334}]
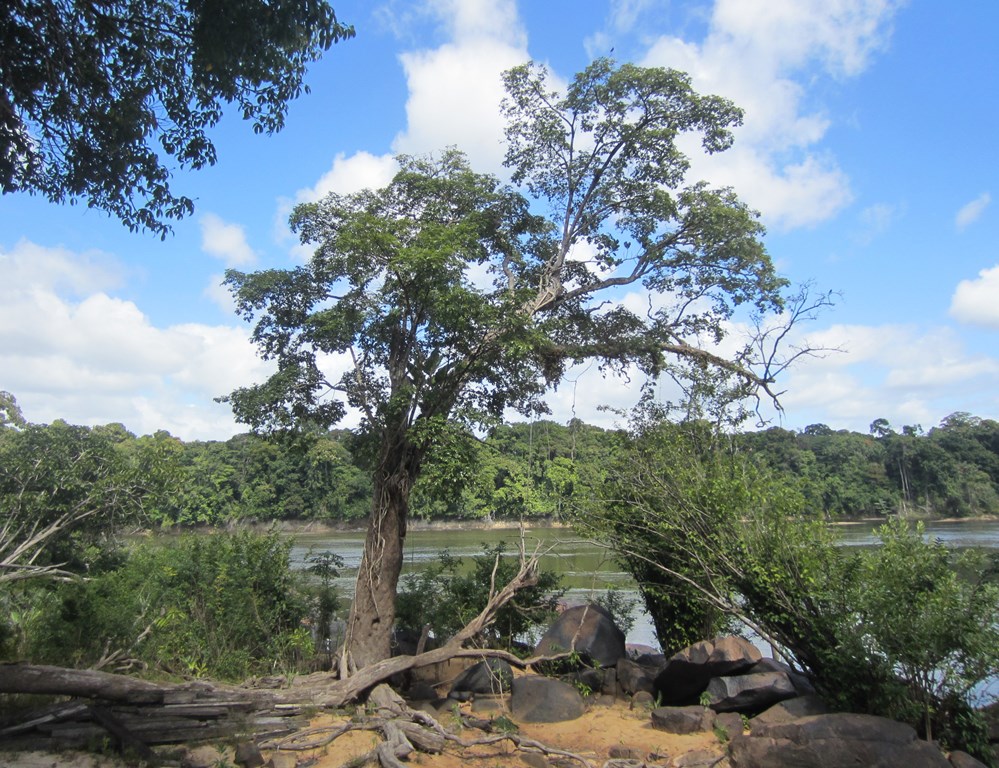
[{"left": 0, "top": 698, "right": 730, "bottom": 768}]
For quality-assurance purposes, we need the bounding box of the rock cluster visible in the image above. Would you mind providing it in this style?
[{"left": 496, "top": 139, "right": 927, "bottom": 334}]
[{"left": 407, "top": 602, "right": 992, "bottom": 768}]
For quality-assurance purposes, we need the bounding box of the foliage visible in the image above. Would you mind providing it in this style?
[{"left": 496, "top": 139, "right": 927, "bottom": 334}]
[
  {"left": 12, "top": 530, "right": 313, "bottom": 680},
  {"left": 1, "top": 0, "right": 353, "bottom": 237},
  {"left": 590, "top": 418, "right": 999, "bottom": 761},
  {"left": 303, "top": 548, "right": 346, "bottom": 666},
  {"left": 395, "top": 542, "right": 564, "bottom": 650},
  {"left": 0, "top": 407, "right": 179, "bottom": 584}
]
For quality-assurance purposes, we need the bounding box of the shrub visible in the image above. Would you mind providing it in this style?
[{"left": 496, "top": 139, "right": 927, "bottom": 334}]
[
  {"left": 589, "top": 419, "right": 999, "bottom": 763},
  {"left": 20, "top": 530, "right": 314, "bottom": 680},
  {"left": 395, "top": 541, "right": 563, "bottom": 650}
]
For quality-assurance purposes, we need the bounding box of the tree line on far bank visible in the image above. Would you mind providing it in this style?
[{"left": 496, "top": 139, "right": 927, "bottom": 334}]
[{"left": 3, "top": 391, "right": 998, "bottom": 533}]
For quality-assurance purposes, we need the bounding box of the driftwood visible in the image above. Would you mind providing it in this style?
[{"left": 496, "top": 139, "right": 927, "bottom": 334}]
[{"left": 0, "top": 541, "right": 584, "bottom": 766}]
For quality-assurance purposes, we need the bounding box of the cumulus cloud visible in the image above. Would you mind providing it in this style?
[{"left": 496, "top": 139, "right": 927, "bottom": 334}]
[
  {"left": 297, "top": 151, "right": 400, "bottom": 203},
  {"left": 391, "top": 0, "right": 529, "bottom": 173},
  {"left": 0, "top": 240, "right": 273, "bottom": 440},
  {"left": 775, "top": 322, "right": 999, "bottom": 430},
  {"left": 199, "top": 213, "right": 257, "bottom": 267},
  {"left": 950, "top": 265, "right": 999, "bottom": 328},
  {"left": 639, "top": 0, "right": 902, "bottom": 230},
  {"left": 955, "top": 192, "right": 991, "bottom": 231}
]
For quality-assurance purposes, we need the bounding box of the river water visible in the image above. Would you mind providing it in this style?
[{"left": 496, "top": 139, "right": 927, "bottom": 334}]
[{"left": 287, "top": 518, "right": 999, "bottom": 650}]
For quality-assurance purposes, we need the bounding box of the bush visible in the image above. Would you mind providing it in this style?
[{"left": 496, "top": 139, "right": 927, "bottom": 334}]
[
  {"left": 396, "top": 542, "right": 563, "bottom": 650},
  {"left": 589, "top": 419, "right": 999, "bottom": 763},
  {"left": 19, "top": 530, "right": 314, "bottom": 680}
]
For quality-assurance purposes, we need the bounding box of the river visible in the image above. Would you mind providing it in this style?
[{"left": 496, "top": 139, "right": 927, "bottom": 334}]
[{"left": 287, "top": 518, "right": 999, "bottom": 650}]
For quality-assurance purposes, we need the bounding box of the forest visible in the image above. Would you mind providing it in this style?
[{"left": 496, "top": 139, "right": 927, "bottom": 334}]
[{"left": 3, "top": 403, "right": 995, "bottom": 534}]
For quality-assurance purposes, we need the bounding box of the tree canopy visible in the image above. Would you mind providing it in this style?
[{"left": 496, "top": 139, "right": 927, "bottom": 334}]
[
  {"left": 224, "top": 58, "right": 816, "bottom": 667},
  {"left": 0, "top": 0, "right": 353, "bottom": 237}
]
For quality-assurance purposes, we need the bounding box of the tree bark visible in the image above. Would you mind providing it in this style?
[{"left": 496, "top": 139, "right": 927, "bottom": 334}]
[
  {"left": 345, "top": 438, "right": 419, "bottom": 670},
  {"left": 341, "top": 468, "right": 411, "bottom": 674}
]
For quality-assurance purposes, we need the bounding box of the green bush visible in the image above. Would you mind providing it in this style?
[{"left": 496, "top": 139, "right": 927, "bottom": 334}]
[
  {"left": 19, "top": 530, "right": 314, "bottom": 680},
  {"left": 589, "top": 420, "right": 999, "bottom": 763},
  {"left": 396, "top": 542, "right": 563, "bottom": 650}
]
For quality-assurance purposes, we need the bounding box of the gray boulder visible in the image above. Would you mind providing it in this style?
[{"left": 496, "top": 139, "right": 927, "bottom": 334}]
[
  {"left": 511, "top": 676, "right": 585, "bottom": 723},
  {"left": 705, "top": 670, "right": 797, "bottom": 714},
  {"left": 616, "top": 657, "right": 657, "bottom": 696},
  {"left": 654, "top": 636, "right": 761, "bottom": 706},
  {"left": 729, "top": 713, "right": 951, "bottom": 768},
  {"left": 747, "top": 657, "right": 815, "bottom": 696},
  {"left": 949, "top": 750, "right": 990, "bottom": 768},
  {"left": 535, "top": 603, "right": 626, "bottom": 667},
  {"left": 750, "top": 694, "right": 829, "bottom": 730},
  {"left": 650, "top": 705, "right": 713, "bottom": 735},
  {"left": 450, "top": 658, "right": 513, "bottom": 695}
]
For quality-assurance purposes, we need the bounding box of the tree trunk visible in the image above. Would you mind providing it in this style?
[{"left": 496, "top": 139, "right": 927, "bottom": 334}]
[{"left": 345, "top": 441, "right": 417, "bottom": 669}]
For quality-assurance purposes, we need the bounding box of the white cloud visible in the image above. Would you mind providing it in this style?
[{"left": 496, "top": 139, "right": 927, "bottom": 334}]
[
  {"left": 0, "top": 241, "right": 273, "bottom": 440},
  {"left": 391, "top": 0, "right": 529, "bottom": 173},
  {"left": 955, "top": 192, "right": 991, "bottom": 231},
  {"left": 774, "top": 322, "right": 999, "bottom": 430},
  {"left": 199, "top": 213, "right": 257, "bottom": 267},
  {"left": 950, "top": 265, "right": 999, "bottom": 328},
  {"left": 640, "top": 0, "right": 902, "bottom": 230},
  {"left": 298, "top": 151, "right": 400, "bottom": 203}
]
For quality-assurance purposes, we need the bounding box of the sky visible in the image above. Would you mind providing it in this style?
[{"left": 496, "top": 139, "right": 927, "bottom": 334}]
[{"left": 1, "top": 0, "right": 997, "bottom": 442}]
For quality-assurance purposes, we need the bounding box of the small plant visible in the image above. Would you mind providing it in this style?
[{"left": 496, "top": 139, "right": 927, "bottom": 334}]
[
  {"left": 713, "top": 724, "right": 730, "bottom": 743},
  {"left": 574, "top": 680, "right": 593, "bottom": 697},
  {"left": 699, "top": 690, "right": 712, "bottom": 707}
]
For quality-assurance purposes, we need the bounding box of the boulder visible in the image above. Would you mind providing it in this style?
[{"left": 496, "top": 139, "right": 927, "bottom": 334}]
[
  {"left": 948, "top": 751, "right": 990, "bottom": 768},
  {"left": 654, "top": 636, "right": 761, "bottom": 706},
  {"left": 705, "top": 671, "right": 797, "bottom": 714},
  {"left": 616, "top": 658, "right": 657, "bottom": 696},
  {"left": 650, "top": 705, "right": 714, "bottom": 735},
  {"left": 747, "top": 657, "right": 815, "bottom": 696},
  {"left": 450, "top": 658, "right": 513, "bottom": 695},
  {"left": 534, "top": 603, "right": 626, "bottom": 667},
  {"left": 511, "top": 676, "right": 585, "bottom": 723},
  {"left": 750, "top": 694, "right": 829, "bottom": 730},
  {"left": 729, "top": 713, "right": 951, "bottom": 768},
  {"left": 713, "top": 711, "right": 746, "bottom": 740}
]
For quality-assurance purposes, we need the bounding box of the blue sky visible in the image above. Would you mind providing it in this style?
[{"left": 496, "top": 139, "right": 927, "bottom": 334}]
[{"left": 1, "top": 0, "right": 997, "bottom": 441}]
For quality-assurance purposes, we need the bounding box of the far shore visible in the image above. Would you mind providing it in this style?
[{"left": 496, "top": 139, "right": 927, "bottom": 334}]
[{"left": 134, "top": 513, "right": 999, "bottom": 538}]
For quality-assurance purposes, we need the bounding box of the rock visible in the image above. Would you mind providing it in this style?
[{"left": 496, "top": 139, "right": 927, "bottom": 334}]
[
  {"left": 949, "top": 751, "right": 990, "bottom": 768},
  {"left": 608, "top": 745, "right": 643, "bottom": 759},
  {"left": 511, "top": 676, "right": 586, "bottom": 723},
  {"left": 729, "top": 713, "right": 951, "bottom": 768},
  {"left": 535, "top": 603, "right": 627, "bottom": 667},
  {"left": 603, "top": 760, "right": 645, "bottom": 768},
  {"left": 671, "top": 749, "right": 726, "bottom": 767},
  {"left": 713, "top": 711, "right": 746, "bottom": 740},
  {"left": 234, "top": 742, "right": 265, "bottom": 768},
  {"left": 655, "top": 636, "right": 761, "bottom": 706},
  {"left": 747, "top": 657, "right": 815, "bottom": 696},
  {"left": 705, "top": 671, "right": 797, "bottom": 714},
  {"left": 650, "top": 705, "right": 713, "bottom": 735},
  {"left": 630, "top": 690, "right": 655, "bottom": 710},
  {"left": 616, "top": 658, "right": 657, "bottom": 696},
  {"left": 471, "top": 694, "right": 509, "bottom": 714},
  {"left": 266, "top": 754, "right": 297, "bottom": 768},
  {"left": 601, "top": 666, "right": 618, "bottom": 696},
  {"left": 451, "top": 658, "right": 513, "bottom": 695},
  {"left": 750, "top": 694, "right": 829, "bottom": 730},
  {"left": 520, "top": 752, "right": 550, "bottom": 768},
  {"left": 405, "top": 681, "right": 438, "bottom": 701},
  {"left": 182, "top": 746, "right": 231, "bottom": 768}
]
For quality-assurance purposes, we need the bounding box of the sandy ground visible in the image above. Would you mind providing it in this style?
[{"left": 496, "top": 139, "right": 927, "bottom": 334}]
[{"left": 0, "top": 698, "right": 729, "bottom": 768}]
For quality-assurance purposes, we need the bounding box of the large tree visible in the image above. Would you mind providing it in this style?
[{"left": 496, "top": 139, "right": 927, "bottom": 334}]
[
  {"left": 224, "top": 59, "right": 813, "bottom": 669},
  {"left": 1, "top": 0, "right": 353, "bottom": 237}
]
